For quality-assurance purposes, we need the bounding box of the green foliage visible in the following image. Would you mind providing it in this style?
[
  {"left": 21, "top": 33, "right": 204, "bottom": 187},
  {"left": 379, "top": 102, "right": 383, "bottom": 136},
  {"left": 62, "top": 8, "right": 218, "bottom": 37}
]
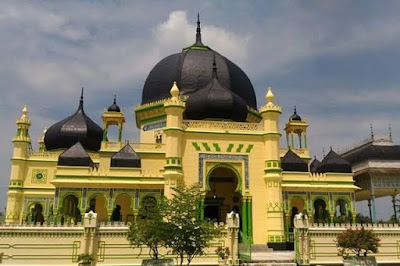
[
  {"left": 355, "top": 213, "right": 371, "bottom": 224},
  {"left": 215, "top": 247, "right": 230, "bottom": 260},
  {"left": 336, "top": 227, "right": 380, "bottom": 257},
  {"left": 163, "top": 184, "right": 223, "bottom": 266},
  {"left": 77, "top": 253, "right": 94, "bottom": 263},
  {"left": 127, "top": 201, "right": 168, "bottom": 260}
]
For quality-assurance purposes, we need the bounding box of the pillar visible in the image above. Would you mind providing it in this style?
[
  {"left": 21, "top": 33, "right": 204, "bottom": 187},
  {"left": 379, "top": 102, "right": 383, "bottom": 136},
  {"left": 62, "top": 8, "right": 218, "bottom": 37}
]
[
  {"left": 163, "top": 82, "right": 185, "bottom": 198},
  {"left": 259, "top": 87, "right": 285, "bottom": 249}
]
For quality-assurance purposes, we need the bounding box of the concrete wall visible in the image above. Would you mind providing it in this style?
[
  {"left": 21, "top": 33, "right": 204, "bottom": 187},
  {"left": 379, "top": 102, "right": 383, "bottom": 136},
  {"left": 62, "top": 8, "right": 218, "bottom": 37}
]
[{"left": 295, "top": 223, "right": 400, "bottom": 265}]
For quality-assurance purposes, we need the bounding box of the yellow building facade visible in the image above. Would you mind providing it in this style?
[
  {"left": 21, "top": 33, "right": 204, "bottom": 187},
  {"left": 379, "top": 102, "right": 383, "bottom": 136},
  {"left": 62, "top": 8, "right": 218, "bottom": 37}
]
[{"left": 4, "top": 19, "right": 359, "bottom": 250}]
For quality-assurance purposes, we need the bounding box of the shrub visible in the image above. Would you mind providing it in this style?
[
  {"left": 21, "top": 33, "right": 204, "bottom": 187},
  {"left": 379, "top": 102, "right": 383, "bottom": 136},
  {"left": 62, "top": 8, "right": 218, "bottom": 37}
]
[{"left": 336, "top": 227, "right": 380, "bottom": 257}]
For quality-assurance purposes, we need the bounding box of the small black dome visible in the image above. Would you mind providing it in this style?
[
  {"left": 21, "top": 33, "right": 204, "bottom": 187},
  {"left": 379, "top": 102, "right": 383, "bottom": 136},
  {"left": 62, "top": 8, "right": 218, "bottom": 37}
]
[
  {"left": 141, "top": 18, "right": 256, "bottom": 109},
  {"left": 111, "top": 144, "right": 141, "bottom": 168},
  {"left": 185, "top": 58, "right": 248, "bottom": 122},
  {"left": 317, "top": 149, "right": 352, "bottom": 173},
  {"left": 289, "top": 107, "right": 302, "bottom": 121},
  {"left": 58, "top": 142, "right": 93, "bottom": 167},
  {"left": 107, "top": 95, "right": 120, "bottom": 112},
  {"left": 44, "top": 90, "right": 103, "bottom": 151},
  {"left": 281, "top": 149, "right": 308, "bottom": 172},
  {"left": 310, "top": 157, "right": 321, "bottom": 173}
]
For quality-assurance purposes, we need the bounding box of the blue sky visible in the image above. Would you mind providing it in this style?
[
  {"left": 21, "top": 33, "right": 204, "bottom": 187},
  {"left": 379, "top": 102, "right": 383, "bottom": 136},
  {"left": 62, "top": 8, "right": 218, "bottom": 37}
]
[{"left": 0, "top": 0, "right": 399, "bottom": 219}]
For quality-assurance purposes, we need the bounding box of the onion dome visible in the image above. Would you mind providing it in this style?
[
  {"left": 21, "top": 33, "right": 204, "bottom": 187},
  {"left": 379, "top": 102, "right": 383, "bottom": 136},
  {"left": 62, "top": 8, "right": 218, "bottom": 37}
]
[
  {"left": 111, "top": 144, "right": 141, "bottom": 168},
  {"left": 317, "top": 149, "right": 352, "bottom": 173},
  {"left": 281, "top": 149, "right": 308, "bottom": 172},
  {"left": 107, "top": 95, "right": 121, "bottom": 112},
  {"left": 44, "top": 89, "right": 103, "bottom": 151},
  {"left": 58, "top": 142, "right": 93, "bottom": 167},
  {"left": 141, "top": 15, "right": 256, "bottom": 109},
  {"left": 289, "top": 106, "right": 302, "bottom": 121},
  {"left": 310, "top": 157, "right": 321, "bottom": 173},
  {"left": 185, "top": 56, "right": 248, "bottom": 122}
]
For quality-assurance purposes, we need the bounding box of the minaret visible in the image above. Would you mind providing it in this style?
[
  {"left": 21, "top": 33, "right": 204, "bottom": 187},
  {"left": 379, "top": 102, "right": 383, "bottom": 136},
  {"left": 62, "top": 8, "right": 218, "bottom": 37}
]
[
  {"left": 259, "top": 87, "right": 285, "bottom": 248},
  {"left": 284, "top": 106, "right": 309, "bottom": 159},
  {"left": 101, "top": 95, "right": 125, "bottom": 146},
  {"left": 6, "top": 104, "right": 32, "bottom": 224},
  {"left": 163, "top": 81, "right": 185, "bottom": 198}
]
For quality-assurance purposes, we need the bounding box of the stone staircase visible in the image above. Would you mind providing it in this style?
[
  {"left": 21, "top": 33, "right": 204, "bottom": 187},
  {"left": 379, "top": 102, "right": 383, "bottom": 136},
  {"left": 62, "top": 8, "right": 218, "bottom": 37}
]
[{"left": 240, "top": 244, "right": 296, "bottom": 266}]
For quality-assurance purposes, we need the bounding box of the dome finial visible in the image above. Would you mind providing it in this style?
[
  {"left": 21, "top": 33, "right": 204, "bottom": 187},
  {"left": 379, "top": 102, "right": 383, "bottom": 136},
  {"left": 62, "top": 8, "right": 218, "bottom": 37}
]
[
  {"left": 212, "top": 54, "right": 218, "bottom": 79},
  {"left": 294, "top": 106, "right": 297, "bottom": 114},
  {"left": 370, "top": 123, "right": 374, "bottom": 140},
  {"left": 79, "top": 87, "right": 84, "bottom": 110},
  {"left": 22, "top": 103, "right": 28, "bottom": 116},
  {"left": 170, "top": 81, "right": 180, "bottom": 99},
  {"left": 266, "top": 86, "right": 274, "bottom": 103},
  {"left": 195, "top": 13, "right": 203, "bottom": 46},
  {"left": 113, "top": 94, "right": 117, "bottom": 104}
]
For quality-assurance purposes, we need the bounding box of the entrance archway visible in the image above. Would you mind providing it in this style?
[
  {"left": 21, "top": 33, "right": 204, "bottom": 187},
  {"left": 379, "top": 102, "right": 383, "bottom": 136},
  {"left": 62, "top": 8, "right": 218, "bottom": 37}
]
[
  {"left": 204, "top": 166, "right": 242, "bottom": 224},
  {"left": 113, "top": 194, "right": 133, "bottom": 222},
  {"left": 62, "top": 194, "right": 80, "bottom": 224},
  {"left": 87, "top": 194, "right": 108, "bottom": 222}
]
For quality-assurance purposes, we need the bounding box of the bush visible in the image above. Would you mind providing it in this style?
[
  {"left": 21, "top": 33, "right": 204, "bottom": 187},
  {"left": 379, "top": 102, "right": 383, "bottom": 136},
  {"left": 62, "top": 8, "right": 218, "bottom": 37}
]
[
  {"left": 77, "top": 253, "right": 94, "bottom": 263},
  {"left": 336, "top": 227, "right": 380, "bottom": 257}
]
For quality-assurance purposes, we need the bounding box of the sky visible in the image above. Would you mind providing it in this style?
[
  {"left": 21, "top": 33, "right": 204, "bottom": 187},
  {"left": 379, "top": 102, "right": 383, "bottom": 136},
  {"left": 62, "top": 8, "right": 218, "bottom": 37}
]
[{"left": 0, "top": 0, "right": 400, "bottom": 219}]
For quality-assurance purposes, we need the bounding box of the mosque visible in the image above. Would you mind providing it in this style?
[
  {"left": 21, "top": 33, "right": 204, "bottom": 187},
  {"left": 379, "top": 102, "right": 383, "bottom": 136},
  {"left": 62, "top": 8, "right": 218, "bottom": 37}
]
[{"left": 4, "top": 17, "right": 358, "bottom": 250}]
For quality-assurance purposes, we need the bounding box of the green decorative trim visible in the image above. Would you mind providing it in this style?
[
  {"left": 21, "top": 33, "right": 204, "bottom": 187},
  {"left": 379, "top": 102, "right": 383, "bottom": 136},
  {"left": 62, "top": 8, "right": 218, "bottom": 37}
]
[
  {"left": 32, "top": 169, "right": 47, "bottom": 184},
  {"left": 141, "top": 115, "right": 166, "bottom": 125},
  {"left": 268, "top": 235, "right": 285, "bottom": 242},
  {"left": 245, "top": 144, "right": 254, "bottom": 153},
  {"left": 135, "top": 102, "right": 165, "bottom": 113},
  {"left": 267, "top": 202, "right": 284, "bottom": 212},
  {"left": 202, "top": 143, "right": 211, "bottom": 151},
  {"left": 212, "top": 143, "right": 221, "bottom": 152},
  {"left": 236, "top": 144, "right": 244, "bottom": 152},
  {"left": 9, "top": 180, "right": 23, "bottom": 188},
  {"left": 227, "top": 144, "right": 234, "bottom": 152},
  {"left": 192, "top": 142, "right": 201, "bottom": 151}
]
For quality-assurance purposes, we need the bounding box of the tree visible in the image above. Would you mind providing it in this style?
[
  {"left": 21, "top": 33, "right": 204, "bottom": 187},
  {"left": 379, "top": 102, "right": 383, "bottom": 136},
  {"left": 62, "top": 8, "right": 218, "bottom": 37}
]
[
  {"left": 355, "top": 213, "right": 371, "bottom": 224},
  {"left": 163, "top": 184, "right": 223, "bottom": 266},
  {"left": 127, "top": 201, "right": 168, "bottom": 260},
  {"left": 336, "top": 227, "right": 380, "bottom": 257}
]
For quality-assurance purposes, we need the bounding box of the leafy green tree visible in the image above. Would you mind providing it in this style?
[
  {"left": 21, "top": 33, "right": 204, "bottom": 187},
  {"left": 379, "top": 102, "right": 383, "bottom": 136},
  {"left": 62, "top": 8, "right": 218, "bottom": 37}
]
[
  {"left": 163, "top": 184, "right": 223, "bottom": 266},
  {"left": 355, "top": 213, "right": 371, "bottom": 224},
  {"left": 127, "top": 201, "right": 168, "bottom": 259},
  {"left": 336, "top": 227, "right": 380, "bottom": 257}
]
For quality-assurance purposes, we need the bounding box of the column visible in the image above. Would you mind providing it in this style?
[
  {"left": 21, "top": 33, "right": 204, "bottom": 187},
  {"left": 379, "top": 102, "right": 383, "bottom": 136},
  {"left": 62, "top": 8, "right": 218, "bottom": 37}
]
[
  {"left": 392, "top": 195, "right": 397, "bottom": 221},
  {"left": 370, "top": 177, "right": 377, "bottom": 223},
  {"left": 247, "top": 198, "right": 253, "bottom": 242},
  {"left": 241, "top": 200, "right": 248, "bottom": 236}
]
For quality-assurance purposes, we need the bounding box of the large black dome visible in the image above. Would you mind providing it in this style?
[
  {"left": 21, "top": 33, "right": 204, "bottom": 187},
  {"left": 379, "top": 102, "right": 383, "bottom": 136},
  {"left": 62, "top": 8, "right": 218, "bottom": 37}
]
[
  {"left": 44, "top": 91, "right": 103, "bottom": 151},
  {"left": 141, "top": 18, "right": 256, "bottom": 109}
]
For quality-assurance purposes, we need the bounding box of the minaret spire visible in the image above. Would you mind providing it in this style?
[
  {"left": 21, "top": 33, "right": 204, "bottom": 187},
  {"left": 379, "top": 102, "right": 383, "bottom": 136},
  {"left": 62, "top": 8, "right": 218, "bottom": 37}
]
[
  {"left": 212, "top": 54, "right": 218, "bottom": 79},
  {"left": 79, "top": 87, "right": 84, "bottom": 110},
  {"left": 195, "top": 13, "right": 204, "bottom": 46}
]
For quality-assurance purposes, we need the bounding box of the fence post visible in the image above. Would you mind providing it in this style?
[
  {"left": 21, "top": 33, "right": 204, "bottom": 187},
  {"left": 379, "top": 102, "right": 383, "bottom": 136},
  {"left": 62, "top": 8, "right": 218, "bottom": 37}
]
[
  {"left": 83, "top": 211, "right": 98, "bottom": 258},
  {"left": 226, "top": 212, "right": 240, "bottom": 266},
  {"left": 294, "top": 211, "right": 310, "bottom": 266}
]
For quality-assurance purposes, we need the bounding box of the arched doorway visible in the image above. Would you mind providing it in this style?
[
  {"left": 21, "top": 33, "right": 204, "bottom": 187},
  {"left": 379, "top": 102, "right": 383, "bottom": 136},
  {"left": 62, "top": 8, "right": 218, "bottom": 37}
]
[
  {"left": 87, "top": 194, "right": 108, "bottom": 222},
  {"left": 113, "top": 194, "right": 134, "bottom": 223},
  {"left": 313, "top": 198, "right": 330, "bottom": 224},
  {"left": 204, "top": 166, "right": 242, "bottom": 224},
  {"left": 62, "top": 195, "right": 80, "bottom": 224},
  {"left": 26, "top": 203, "right": 45, "bottom": 224}
]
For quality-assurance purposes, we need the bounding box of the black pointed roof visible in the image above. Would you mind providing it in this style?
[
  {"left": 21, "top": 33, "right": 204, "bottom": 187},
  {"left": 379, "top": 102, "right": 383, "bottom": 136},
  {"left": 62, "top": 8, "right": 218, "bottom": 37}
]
[
  {"left": 289, "top": 106, "right": 302, "bottom": 121},
  {"left": 44, "top": 90, "right": 103, "bottom": 151},
  {"left": 58, "top": 142, "right": 93, "bottom": 167},
  {"left": 141, "top": 17, "right": 256, "bottom": 110},
  {"left": 281, "top": 149, "right": 308, "bottom": 172},
  {"left": 107, "top": 95, "right": 121, "bottom": 112},
  {"left": 184, "top": 56, "right": 248, "bottom": 122},
  {"left": 341, "top": 142, "right": 400, "bottom": 165},
  {"left": 111, "top": 144, "right": 141, "bottom": 168},
  {"left": 317, "top": 149, "right": 352, "bottom": 173},
  {"left": 310, "top": 157, "right": 321, "bottom": 173}
]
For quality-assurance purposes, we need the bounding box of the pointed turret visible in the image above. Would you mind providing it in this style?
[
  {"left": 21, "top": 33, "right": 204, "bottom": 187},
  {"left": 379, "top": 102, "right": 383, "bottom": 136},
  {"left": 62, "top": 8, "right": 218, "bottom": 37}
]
[
  {"left": 44, "top": 89, "right": 103, "bottom": 151},
  {"left": 317, "top": 149, "right": 352, "bottom": 173},
  {"left": 185, "top": 55, "right": 248, "bottom": 121},
  {"left": 102, "top": 95, "right": 125, "bottom": 143}
]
